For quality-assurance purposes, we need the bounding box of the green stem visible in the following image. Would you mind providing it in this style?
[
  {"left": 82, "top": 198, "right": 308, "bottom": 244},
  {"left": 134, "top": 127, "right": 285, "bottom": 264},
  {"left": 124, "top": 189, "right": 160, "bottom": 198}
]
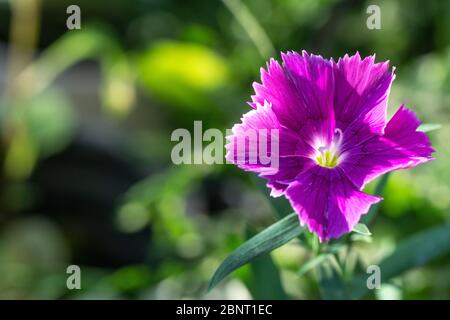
[{"left": 221, "top": 0, "right": 275, "bottom": 59}]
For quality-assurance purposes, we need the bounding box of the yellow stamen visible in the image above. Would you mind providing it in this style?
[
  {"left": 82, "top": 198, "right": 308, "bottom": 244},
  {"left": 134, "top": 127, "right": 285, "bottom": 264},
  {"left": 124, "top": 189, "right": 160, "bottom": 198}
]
[
  {"left": 315, "top": 128, "right": 343, "bottom": 168},
  {"left": 316, "top": 149, "right": 339, "bottom": 168}
]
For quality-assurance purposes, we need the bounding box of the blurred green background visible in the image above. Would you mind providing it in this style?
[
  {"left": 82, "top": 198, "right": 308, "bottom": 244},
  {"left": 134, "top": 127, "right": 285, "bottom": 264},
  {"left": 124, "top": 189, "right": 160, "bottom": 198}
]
[{"left": 0, "top": 0, "right": 449, "bottom": 299}]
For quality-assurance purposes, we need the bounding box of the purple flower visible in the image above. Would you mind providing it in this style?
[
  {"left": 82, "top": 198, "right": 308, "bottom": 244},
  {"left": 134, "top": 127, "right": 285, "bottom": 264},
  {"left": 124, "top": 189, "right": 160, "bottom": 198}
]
[{"left": 226, "top": 51, "right": 434, "bottom": 241}]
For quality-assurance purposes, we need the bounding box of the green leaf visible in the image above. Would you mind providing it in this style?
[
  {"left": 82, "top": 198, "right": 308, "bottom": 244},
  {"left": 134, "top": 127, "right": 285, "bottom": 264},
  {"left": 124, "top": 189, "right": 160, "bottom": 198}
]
[
  {"left": 298, "top": 254, "right": 331, "bottom": 277},
  {"left": 250, "top": 254, "right": 288, "bottom": 299},
  {"left": 417, "top": 123, "right": 442, "bottom": 133},
  {"left": 208, "top": 212, "right": 304, "bottom": 291},
  {"left": 352, "top": 223, "right": 372, "bottom": 236},
  {"left": 221, "top": 0, "right": 275, "bottom": 59},
  {"left": 246, "top": 228, "right": 288, "bottom": 299},
  {"left": 21, "top": 27, "right": 119, "bottom": 96},
  {"left": 350, "top": 224, "right": 450, "bottom": 299},
  {"left": 350, "top": 234, "right": 373, "bottom": 243},
  {"left": 318, "top": 262, "right": 349, "bottom": 300}
]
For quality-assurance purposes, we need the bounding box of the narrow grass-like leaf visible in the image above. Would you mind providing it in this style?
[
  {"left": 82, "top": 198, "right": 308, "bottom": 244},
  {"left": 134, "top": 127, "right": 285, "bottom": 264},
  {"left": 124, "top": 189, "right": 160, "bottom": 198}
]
[
  {"left": 418, "top": 123, "right": 442, "bottom": 133},
  {"left": 350, "top": 234, "right": 373, "bottom": 243},
  {"left": 246, "top": 228, "right": 288, "bottom": 299},
  {"left": 298, "top": 254, "right": 331, "bottom": 277},
  {"left": 250, "top": 254, "right": 288, "bottom": 299},
  {"left": 208, "top": 212, "right": 304, "bottom": 291},
  {"left": 318, "top": 262, "right": 349, "bottom": 300},
  {"left": 352, "top": 223, "right": 372, "bottom": 236},
  {"left": 221, "top": 0, "right": 275, "bottom": 58},
  {"left": 350, "top": 224, "right": 450, "bottom": 299}
]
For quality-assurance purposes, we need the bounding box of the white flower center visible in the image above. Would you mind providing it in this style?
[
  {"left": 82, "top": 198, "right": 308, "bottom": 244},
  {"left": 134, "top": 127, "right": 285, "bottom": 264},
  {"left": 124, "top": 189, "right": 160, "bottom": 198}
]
[{"left": 315, "top": 128, "right": 343, "bottom": 168}]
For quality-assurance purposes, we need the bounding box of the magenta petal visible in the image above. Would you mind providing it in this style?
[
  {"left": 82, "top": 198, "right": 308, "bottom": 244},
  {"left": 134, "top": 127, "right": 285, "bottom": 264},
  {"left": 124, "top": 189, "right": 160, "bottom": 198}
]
[
  {"left": 282, "top": 51, "right": 336, "bottom": 144},
  {"left": 285, "top": 167, "right": 382, "bottom": 241},
  {"left": 252, "top": 51, "right": 336, "bottom": 144},
  {"left": 334, "top": 53, "right": 393, "bottom": 129},
  {"left": 251, "top": 58, "right": 307, "bottom": 131},
  {"left": 228, "top": 51, "right": 435, "bottom": 241},
  {"left": 259, "top": 155, "right": 315, "bottom": 197},
  {"left": 226, "top": 102, "right": 315, "bottom": 195},
  {"left": 341, "top": 104, "right": 434, "bottom": 188},
  {"left": 334, "top": 53, "right": 394, "bottom": 148}
]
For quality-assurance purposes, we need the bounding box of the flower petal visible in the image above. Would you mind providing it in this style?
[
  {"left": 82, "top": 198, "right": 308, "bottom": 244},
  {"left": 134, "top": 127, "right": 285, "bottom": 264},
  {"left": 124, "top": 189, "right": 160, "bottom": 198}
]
[
  {"left": 251, "top": 58, "right": 307, "bottom": 131},
  {"left": 251, "top": 52, "right": 336, "bottom": 144},
  {"left": 285, "top": 167, "right": 382, "bottom": 241},
  {"left": 282, "top": 51, "right": 336, "bottom": 144},
  {"left": 334, "top": 53, "right": 394, "bottom": 148},
  {"left": 226, "top": 102, "right": 315, "bottom": 195},
  {"left": 340, "top": 104, "right": 434, "bottom": 189}
]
